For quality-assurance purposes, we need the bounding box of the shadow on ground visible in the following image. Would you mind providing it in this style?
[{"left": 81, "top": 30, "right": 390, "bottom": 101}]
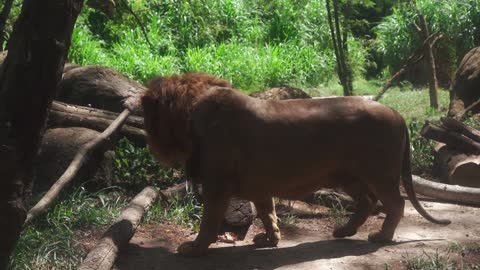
[{"left": 115, "top": 239, "right": 383, "bottom": 270}]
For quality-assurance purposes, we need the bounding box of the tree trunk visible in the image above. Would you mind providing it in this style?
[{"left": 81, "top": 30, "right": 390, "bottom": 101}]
[
  {"left": 433, "top": 145, "right": 480, "bottom": 188},
  {"left": 0, "top": 0, "right": 84, "bottom": 268},
  {"left": 0, "top": 0, "right": 14, "bottom": 50},
  {"left": 326, "top": 0, "right": 353, "bottom": 96},
  {"left": 418, "top": 14, "right": 439, "bottom": 109}
]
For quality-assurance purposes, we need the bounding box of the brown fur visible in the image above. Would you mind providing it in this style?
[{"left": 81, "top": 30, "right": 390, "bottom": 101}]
[
  {"left": 142, "top": 73, "right": 450, "bottom": 256},
  {"left": 142, "top": 73, "right": 231, "bottom": 166}
]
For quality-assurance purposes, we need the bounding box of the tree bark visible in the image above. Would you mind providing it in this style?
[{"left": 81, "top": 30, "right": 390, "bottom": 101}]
[
  {"left": 433, "top": 145, "right": 480, "bottom": 188},
  {"left": 326, "top": 0, "right": 353, "bottom": 96},
  {"left": 454, "top": 97, "right": 480, "bottom": 121},
  {"left": 417, "top": 14, "right": 439, "bottom": 109},
  {"left": 413, "top": 175, "right": 480, "bottom": 206},
  {"left": 440, "top": 117, "right": 480, "bottom": 143},
  {"left": 421, "top": 122, "right": 480, "bottom": 153},
  {"left": 79, "top": 186, "right": 159, "bottom": 270},
  {"left": 51, "top": 101, "right": 144, "bottom": 129},
  {"left": 48, "top": 101, "right": 146, "bottom": 145},
  {"left": 0, "top": 0, "right": 84, "bottom": 267},
  {"left": 0, "top": 0, "right": 14, "bottom": 50},
  {"left": 25, "top": 109, "right": 131, "bottom": 225}
]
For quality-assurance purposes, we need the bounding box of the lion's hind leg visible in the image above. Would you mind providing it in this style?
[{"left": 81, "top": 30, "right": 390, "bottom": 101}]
[
  {"left": 367, "top": 180, "right": 404, "bottom": 243},
  {"left": 333, "top": 182, "right": 377, "bottom": 238},
  {"left": 252, "top": 197, "right": 281, "bottom": 248}
]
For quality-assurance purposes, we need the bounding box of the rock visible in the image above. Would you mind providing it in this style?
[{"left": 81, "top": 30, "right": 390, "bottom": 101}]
[
  {"left": 448, "top": 47, "right": 480, "bottom": 117},
  {"left": 250, "top": 86, "right": 311, "bottom": 100},
  {"left": 63, "top": 62, "right": 81, "bottom": 73},
  {"left": 221, "top": 197, "right": 257, "bottom": 240},
  {"left": 57, "top": 65, "right": 146, "bottom": 115},
  {"left": 35, "top": 127, "right": 113, "bottom": 191},
  {"left": 224, "top": 197, "right": 257, "bottom": 227}
]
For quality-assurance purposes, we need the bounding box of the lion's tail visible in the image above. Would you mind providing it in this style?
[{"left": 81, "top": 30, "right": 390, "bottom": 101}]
[{"left": 401, "top": 126, "right": 451, "bottom": 225}]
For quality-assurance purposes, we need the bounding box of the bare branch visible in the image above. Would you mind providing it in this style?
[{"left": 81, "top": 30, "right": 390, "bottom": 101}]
[{"left": 24, "top": 109, "right": 131, "bottom": 225}]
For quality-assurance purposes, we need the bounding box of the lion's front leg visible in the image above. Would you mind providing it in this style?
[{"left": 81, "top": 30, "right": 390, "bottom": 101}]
[
  {"left": 177, "top": 184, "right": 230, "bottom": 256},
  {"left": 252, "top": 197, "right": 281, "bottom": 248}
]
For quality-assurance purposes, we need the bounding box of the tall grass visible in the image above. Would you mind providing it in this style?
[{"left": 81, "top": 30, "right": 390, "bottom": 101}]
[
  {"left": 69, "top": 0, "right": 369, "bottom": 89},
  {"left": 10, "top": 187, "right": 127, "bottom": 270}
]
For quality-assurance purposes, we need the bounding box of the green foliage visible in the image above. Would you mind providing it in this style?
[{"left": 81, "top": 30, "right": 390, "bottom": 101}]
[
  {"left": 375, "top": 0, "right": 480, "bottom": 74},
  {"left": 379, "top": 86, "right": 450, "bottom": 121},
  {"left": 146, "top": 192, "right": 203, "bottom": 232},
  {"left": 11, "top": 187, "right": 127, "bottom": 270},
  {"left": 403, "top": 250, "right": 470, "bottom": 270},
  {"left": 68, "top": 0, "right": 370, "bottom": 88},
  {"left": 462, "top": 117, "right": 480, "bottom": 131},
  {"left": 408, "top": 119, "right": 436, "bottom": 174},
  {"left": 113, "top": 138, "right": 181, "bottom": 190},
  {"left": 185, "top": 41, "right": 336, "bottom": 91}
]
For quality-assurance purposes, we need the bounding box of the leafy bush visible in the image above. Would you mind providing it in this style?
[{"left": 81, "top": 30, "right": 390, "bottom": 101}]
[
  {"left": 375, "top": 0, "right": 480, "bottom": 75},
  {"left": 113, "top": 138, "right": 181, "bottom": 190},
  {"left": 69, "top": 0, "right": 370, "bottom": 88},
  {"left": 185, "top": 41, "right": 337, "bottom": 91},
  {"left": 408, "top": 119, "right": 435, "bottom": 174}
]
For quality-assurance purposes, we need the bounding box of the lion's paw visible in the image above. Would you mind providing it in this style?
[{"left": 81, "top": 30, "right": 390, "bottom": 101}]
[
  {"left": 367, "top": 231, "right": 393, "bottom": 244},
  {"left": 177, "top": 241, "right": 208, "bottom": 257},
  {"left": 333, "top": 226, "right": 357, "bottom": 238},
  {"left": 253, "top": 233, "right": 279, "bottom": 248}
]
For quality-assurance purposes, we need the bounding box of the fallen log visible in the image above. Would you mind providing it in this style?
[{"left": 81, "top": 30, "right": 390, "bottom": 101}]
[
  {"left": 421, "top": 121, "right": 480, "bottom": 153},
  {"left": 48, "top": 103, "right": 146, "bottom": 146},
  {"left": 25, "top": 109, "right": 131, "bottom": 225},
  {"left": 440, "top": 117, "right": 480, "bottom": 143},
  {"left": 433, "top": 144, "right": 480, "bottom": 188},
  {"left": 412, "top": 175, "right": 480, "bottom": 206},
  {"left": 79, "top": 186, "right": 159, "bottom": 270},
  {"left": 51, "top": 101, "right": 144, "bottom": 128}
]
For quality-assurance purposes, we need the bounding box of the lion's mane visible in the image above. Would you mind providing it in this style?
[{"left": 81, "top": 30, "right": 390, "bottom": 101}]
[{"left": 141, "top": 73, "right": 231, "bottom": 166}]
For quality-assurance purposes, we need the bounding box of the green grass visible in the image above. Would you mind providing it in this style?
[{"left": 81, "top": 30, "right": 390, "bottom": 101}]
[
  {"left": 328, "top": 199, "right": 350, "bottom": 227},
  {"left": 380, "top": 87, "right": 450, "bottom": 122},
  {"left": 404, "top": 251, "right": 459, "bottom": 270},
  {"left": 10, "top": 187, "right": 127, "bottom": 270},
  {"left": 146, "top": 192, "right": 203, "bottom": 232},
  {"left": 403, "top": 248, "right": 479, "bottom": 270}
]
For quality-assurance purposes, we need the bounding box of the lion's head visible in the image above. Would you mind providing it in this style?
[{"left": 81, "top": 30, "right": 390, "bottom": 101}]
[{"left": 141, "top": 73, "right": 231, "bottom": 167}]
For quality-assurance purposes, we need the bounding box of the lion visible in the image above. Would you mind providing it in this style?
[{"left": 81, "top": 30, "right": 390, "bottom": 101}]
[{"left": 141, "top": 73, "right": 451, "bottom": 257}]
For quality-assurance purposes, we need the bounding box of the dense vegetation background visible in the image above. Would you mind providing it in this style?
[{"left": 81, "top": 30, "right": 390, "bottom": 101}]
[
  {"left": 70, "top": 0, "right": 480, "bottom": 91},
  {"left": 1, "top": 0, "right": 480, "bottom": 268},
  {"left": 3, "top": 0, "right": 478, "bottom": 91}
]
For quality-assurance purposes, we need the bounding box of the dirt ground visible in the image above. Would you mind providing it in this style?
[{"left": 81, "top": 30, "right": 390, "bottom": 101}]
[{"left": 113, "top": 200, "right": 480, "bottom": 270}]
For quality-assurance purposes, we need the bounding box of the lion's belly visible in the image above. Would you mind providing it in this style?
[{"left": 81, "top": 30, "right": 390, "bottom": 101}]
[{"left": 234, "top": 167, "right": 340, "bottom": 201}]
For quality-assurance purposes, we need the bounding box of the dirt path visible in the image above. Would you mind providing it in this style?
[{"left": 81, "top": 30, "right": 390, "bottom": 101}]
[{"left": 114, "top": 200, "right": 480, "bottom": 270}]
